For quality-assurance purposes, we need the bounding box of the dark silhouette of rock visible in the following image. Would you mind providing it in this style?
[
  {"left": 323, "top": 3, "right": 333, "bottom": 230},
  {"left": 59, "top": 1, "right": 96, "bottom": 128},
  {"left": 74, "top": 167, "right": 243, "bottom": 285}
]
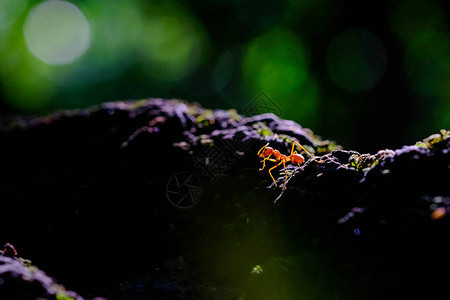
[{"left": 0, "top": 99, "right": 448, "bottom": 299}]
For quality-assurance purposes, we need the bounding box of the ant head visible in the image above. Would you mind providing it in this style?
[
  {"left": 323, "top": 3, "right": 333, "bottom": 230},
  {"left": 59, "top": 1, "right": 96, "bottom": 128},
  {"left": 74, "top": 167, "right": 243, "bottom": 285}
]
[
  {"left": 260, "top": 147, "right": 274, "bottom": 157},
  {"left": 257, "top": 143, "right": 271, "bottom": 157},
  {"left": 257, "top": 143, "right": 274, "bottom": 157}
]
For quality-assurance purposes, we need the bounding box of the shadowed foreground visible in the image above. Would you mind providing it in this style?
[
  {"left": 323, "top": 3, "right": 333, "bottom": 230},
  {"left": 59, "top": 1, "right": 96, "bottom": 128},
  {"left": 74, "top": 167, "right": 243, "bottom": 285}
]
[{"left": 0, "top": 99, "right": 448, "bottom": 299}]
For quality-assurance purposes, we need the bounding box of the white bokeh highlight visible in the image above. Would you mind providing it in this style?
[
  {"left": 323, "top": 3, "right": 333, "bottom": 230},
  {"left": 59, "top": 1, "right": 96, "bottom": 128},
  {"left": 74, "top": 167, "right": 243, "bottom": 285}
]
[{"left": 23, "top": 0, "right": 91, "bottom": 65}]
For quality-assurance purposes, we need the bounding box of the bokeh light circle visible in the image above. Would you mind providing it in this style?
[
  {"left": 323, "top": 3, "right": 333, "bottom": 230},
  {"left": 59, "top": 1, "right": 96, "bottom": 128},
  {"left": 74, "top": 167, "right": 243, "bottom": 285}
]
[
  {"left": 141, "top": 14, "right": 207, "bottom": 81},
  {"left": 243, "top": 28, "right": 309, "bottom": 97},
  {"left": 390, "top": 0, "right": 446, "bottom": 42},
  {"left": 23, "top": 0, "right": 91, "bottom": 65},
  {"left": 404, "top": 31, "right": 450, "bottom": 98},
  {"left": 326, "top": 29, "right": 387, "bottom": 92},
  {"left": 179, "top": 51, "right": 235, "bottom": 97},
  {"left": 82, "top": 0, "right": 145, "bottom": 82},
  {"left": 242, "top": 28, "right": 320, "bottom": 126}
]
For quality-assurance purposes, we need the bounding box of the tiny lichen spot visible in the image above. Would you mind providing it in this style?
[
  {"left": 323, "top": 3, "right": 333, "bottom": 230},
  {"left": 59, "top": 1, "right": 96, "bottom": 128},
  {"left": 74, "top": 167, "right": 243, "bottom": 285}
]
[
  {"left": 258, "top": 128, "right": 273, "bottom": 136},
  {"left": 417, "top": 130, "right": 449, "bottom": 149},
  {"left": 283, "top": 136, "right": 293, "bottom": 144},
  {"left": 130, "top": 99, "right": 149, "bottom": 110},
  {"left": 252, "top": 122, "right": 273, "bottom": 137},
  {"left": 227, "top": 109, "right": 241, "bottom": 122},
  {"left": 415, "top": 142, "right": 428, "bottom": 148},
  {"left": 250, "top": 265, "right": 263, "bottom": 274},
  {"left": 56, "top": 293, "right": 75, "bottom": 300},
  {"left": 196, "top": 109, "right": 214, "bottom": 125},
  {"left": 316, "top": 140, "right": 341, "bottom": 154}
]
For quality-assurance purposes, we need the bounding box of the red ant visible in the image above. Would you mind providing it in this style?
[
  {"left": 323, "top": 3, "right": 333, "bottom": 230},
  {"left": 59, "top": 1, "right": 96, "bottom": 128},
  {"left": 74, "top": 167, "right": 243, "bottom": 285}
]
[{"left": 257, "top": 141, "right": 322, "bottom": 189}]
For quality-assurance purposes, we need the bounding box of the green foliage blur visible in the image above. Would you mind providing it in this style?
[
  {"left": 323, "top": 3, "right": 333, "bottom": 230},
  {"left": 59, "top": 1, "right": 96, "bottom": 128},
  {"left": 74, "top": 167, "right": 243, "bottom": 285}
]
[{"left": 0, "top": 0, "right": 449, "bottom": 151}]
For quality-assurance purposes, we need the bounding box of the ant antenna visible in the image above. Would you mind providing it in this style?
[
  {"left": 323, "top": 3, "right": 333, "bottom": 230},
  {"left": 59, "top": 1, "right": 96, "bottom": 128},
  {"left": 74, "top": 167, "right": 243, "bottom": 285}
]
[{"left": 257, "top": 143, "right": 270, "bottom": 156}]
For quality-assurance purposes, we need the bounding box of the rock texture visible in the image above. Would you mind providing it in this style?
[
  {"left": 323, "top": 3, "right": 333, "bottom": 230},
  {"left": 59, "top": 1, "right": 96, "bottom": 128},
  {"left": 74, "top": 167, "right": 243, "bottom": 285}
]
[
  {"left": 0, "top": 98, "right": 448, "bottom": 299},
  {"left": 0, "top": 246, "right": 105, "bottom": 300}
]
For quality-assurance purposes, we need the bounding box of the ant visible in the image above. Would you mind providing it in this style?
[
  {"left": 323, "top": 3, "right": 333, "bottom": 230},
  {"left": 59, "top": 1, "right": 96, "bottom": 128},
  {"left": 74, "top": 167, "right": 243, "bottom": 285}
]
[{"left": 257, "top": 141, "right": 322, "bottom": 189}]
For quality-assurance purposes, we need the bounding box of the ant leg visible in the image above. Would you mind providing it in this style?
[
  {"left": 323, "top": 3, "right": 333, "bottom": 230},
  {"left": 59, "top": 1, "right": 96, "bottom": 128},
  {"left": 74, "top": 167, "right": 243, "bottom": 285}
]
[
  {"left": 260, "top": 158, "right": 277, "bottom": 171},
  {"left": 259, "top": 154, "right": 272, "bottom": 170},
  {"left": 282, "top": 160, "right": 287, "bottom": 189},
  {"left": 290, "top": 142, "right": 297, "bottom": 156},
  {"left": 260, "top": 156, "right": 278, "bottom": 171},
  {"left": 292, "top": 141, "right": 322, "bottom": 163},
  {"left": 268, "top": 161, "right": 283, "bottom": 186}
]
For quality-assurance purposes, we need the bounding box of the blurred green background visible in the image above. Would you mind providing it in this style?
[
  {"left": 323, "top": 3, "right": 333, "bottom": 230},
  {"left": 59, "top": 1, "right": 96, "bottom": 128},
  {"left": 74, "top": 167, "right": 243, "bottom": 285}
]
[{"left": 0, "top": 0, "right": 449, "bottom": 152}]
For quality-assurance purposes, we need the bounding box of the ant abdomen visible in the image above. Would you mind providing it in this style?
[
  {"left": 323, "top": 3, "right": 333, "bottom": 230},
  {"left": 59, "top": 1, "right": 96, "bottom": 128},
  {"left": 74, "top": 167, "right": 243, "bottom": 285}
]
[{"left": 291, "top": 154, "right": 304, "bottom": 164}]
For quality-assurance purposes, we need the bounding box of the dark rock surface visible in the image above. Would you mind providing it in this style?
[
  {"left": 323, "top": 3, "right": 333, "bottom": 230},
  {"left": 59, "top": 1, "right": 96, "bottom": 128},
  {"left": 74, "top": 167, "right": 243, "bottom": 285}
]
[
  {"left": 0, "top": 249, "right": 105, "bottom": 300},
  {"left": 0, "top": 98, "right": 448, "bottom": 299}
]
